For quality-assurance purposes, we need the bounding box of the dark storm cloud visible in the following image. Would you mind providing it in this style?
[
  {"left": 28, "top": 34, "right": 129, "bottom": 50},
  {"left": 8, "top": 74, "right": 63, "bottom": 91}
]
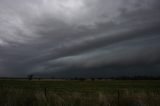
[{"left": 0, "top": 0, "right": 160, "bottom": 77}]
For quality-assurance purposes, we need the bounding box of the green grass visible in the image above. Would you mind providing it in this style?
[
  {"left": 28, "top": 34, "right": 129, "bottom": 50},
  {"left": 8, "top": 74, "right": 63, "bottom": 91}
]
[{"left": 0, "top": 80, "right": 160, "bottom": 106}]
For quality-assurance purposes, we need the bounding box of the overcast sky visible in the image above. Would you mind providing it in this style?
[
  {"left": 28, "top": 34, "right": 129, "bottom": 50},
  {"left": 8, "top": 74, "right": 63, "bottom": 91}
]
[{"left": 0, "top": 0, "right": 160, "bottom": 77}]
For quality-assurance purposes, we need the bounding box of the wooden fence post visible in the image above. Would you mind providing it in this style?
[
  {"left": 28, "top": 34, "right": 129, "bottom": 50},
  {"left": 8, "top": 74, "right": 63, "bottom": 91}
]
[
  {"left": 44, "top": 88, "right": 47, "bottom": 99},
  {"left": 117, "top": 89, "right": 120, "bottom": 106}
]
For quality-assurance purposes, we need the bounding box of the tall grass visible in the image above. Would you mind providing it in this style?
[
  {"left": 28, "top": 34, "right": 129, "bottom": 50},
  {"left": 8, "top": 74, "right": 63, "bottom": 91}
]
[{"left": 0, "top": 80, "right": 160, "bottom": 106}]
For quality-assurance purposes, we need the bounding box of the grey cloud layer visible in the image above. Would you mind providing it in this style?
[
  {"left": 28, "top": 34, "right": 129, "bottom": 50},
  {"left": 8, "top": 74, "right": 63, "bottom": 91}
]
[{"left": 0, "top": 0, "right": 160, "bottom": 77}]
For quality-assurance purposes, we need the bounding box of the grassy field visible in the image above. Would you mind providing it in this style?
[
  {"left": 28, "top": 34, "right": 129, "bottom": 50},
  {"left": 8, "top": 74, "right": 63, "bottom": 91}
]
[{"left": 0, "top": 80, "right": 160, "bottom": 106}]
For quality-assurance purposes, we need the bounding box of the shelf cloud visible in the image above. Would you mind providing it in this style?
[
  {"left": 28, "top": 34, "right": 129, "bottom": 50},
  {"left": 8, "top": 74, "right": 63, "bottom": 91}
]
[{"left": 0, "top": 0, "right": 160, "bottom": 77}]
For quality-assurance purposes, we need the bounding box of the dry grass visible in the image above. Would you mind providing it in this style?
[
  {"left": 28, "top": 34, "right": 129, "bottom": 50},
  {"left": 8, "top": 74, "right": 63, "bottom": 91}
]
[{"left": 1, "top": 80, "right": 160, "bottom": 106}]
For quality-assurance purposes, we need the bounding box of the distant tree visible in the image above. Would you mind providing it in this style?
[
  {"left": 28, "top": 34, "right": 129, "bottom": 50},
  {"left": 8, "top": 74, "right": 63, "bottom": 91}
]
[
  {"left": 51, "top": 76, "right": 55, "bottom": 79},
  {"left": 28, "top": 75, "right": 34, "bottom": 80},
  {"left": 74, "top": 77, "right": 78, "bottom": 80},
  {"left": 79, "top": 78, "right": 86, "bottom": 81},
  {"left": 97, "top": 78, "right": 103, "bottom": 80},
  {"left": 91, "top": 78, "right": 95, "bottom": 81}
]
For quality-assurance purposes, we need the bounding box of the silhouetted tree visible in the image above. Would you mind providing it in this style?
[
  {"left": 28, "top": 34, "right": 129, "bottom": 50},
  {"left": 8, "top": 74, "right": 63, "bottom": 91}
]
[
  {"left": 91, "top": 78, "right": 95, "bottom": 81},
  {"left": 51, "top": 76, "right": 55, "bottom": 79},
  {"left": 28, "top": 75, "right": 34, "bottom": 80}
]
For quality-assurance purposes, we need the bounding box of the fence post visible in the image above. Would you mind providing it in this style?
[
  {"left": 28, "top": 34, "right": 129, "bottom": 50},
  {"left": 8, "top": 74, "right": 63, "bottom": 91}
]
[
  {"left": 117, "top": 89, "right": 120, "bottom": 106},
  {"left": 44, "top": 88, "right": 47, "bottom": 98}
]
